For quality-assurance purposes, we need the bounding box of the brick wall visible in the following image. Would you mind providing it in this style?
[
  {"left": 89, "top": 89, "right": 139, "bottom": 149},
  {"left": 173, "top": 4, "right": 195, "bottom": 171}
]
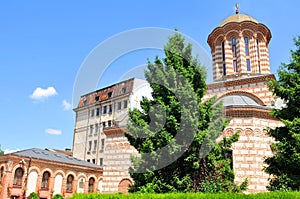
[{"left": 0, "top": 155, "right": 102, "bottom": 199}]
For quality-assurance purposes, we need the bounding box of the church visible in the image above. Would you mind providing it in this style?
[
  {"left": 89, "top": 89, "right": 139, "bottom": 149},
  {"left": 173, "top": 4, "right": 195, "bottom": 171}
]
[{"left": 72, "top": 7, "right": 282, "bottom": 194}]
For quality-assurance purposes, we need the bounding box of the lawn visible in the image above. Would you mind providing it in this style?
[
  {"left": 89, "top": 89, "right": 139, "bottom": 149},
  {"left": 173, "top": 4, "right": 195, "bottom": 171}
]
[{"left": 69, "top": 192, "right": 300, "bottom": 199}]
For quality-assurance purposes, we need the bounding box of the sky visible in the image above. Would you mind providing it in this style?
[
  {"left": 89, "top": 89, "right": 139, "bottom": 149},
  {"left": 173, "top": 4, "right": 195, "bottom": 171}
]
[{"left": 0, "top": 1, "right": 299, "bottom": 153}]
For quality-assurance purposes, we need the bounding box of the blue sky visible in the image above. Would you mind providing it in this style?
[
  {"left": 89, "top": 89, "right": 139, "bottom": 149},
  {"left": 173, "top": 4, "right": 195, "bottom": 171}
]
[{"left": 0, "top": 1, "right": 299, "bottom": 153}]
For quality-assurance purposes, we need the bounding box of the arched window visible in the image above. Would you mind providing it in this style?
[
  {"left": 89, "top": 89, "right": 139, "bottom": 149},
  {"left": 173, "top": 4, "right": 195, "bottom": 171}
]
[
  {"left": 0, "top": 166, "right": 4, "bottom": 184},
  {"left": 232, "top": 38, "right": 237, "bottom": 57},
  {"left": 88, "top": 177, "right": 95, "bottom": 193},
  {"left": 222, "top": 41, "right": 226, "bottom": 75},
  {"left": 244, "top": 37, "right": 251, "bottom": 71},
  {"left": 41, "top": 171, "right": 50, "bottom": 189},
  {"left": 256, "top": 39, "right": 261, "bottom": 73},
  {"left": 66, "top": 175, "right": 74, "bottom": 192},
  {"left": 232, "top": 38, "right": 237, "bottom": 72},
  {"left": 13, "top": 167, "right": 23, "bottom": 186}
]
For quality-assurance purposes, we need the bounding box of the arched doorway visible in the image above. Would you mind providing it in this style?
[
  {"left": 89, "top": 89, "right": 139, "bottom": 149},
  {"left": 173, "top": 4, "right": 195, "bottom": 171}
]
[{"left": 118, "top": 179, "right": 132, "bottom": 194}]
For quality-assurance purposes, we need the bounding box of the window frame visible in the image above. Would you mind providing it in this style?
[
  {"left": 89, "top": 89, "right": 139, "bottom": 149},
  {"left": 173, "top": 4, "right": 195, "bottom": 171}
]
[
  {"left": 41, "top": 171, "right": 50, "bottom": 190},
  {"left": 13, "top": 167, "right": 23, "bottom": 187},
  {"left": 88, "top": 177, "right": 95, "bottom": 193},
  {"left": 103, "top": 105, "right": 107, "bottom": 114},
  {"left": 66, "top": 174, "right": 74, "bottom": 192},
  {"left": 221, "top": 41, "right": 226, "bottom": 76}
]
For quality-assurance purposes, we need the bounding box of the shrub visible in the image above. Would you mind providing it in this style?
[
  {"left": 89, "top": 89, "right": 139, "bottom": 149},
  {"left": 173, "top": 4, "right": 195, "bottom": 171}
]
[
  {"left": 28, "top": 192, "right": 39, "bottom": 199},
  {"left": 52, "top": 194, "right": 64, "bottom": 199}
]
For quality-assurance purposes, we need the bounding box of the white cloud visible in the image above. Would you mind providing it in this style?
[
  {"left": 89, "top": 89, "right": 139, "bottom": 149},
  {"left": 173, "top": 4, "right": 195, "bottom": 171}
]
[
  {"left": 62, "top": 100, "right": 72, "bottom": 111},
  {"left": 45, "top": 128, "right": 62, "bottom": 135},
  {"left": 30, "top": 87, "right": 58, "bottom": 100},
  {"left": 4, "top": 149, "right": 20, "bottom": 154}
]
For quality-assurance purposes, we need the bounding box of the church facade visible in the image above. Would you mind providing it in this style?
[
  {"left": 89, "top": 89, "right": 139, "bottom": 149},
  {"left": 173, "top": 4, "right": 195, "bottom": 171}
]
[
  {"left": 72, "top": 11, "right": 282, "bottom": 193},
  {"left": 203, "top": 11, "right": 283, "bottom": 192}
]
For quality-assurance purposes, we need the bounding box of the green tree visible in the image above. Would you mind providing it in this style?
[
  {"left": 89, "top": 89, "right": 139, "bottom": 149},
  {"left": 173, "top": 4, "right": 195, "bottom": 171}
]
[
  {"left": 0, "top": 145, "right": 4, "bottom": 156},
  {"left": 125, "top": 32, "right": 246, "bottom": 193},
  {"left": 264, "top": 36, "right": 300, "bottom": 191}
]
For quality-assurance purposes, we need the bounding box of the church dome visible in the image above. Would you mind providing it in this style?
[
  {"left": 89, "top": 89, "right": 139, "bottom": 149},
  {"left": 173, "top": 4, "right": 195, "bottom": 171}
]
[{"left": 219, "top": 14, "right": 258, "bottom": 27}]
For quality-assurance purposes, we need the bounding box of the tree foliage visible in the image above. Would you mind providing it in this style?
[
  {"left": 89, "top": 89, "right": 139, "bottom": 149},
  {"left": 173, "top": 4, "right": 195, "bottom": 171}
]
[
  {"left": 0, "top": 145, "right": 4, "bottom": 156},
  {"left": 265, "top": 36, "right": 300, "bottom": 191},
  {"left": 125, "top": 32, "right": 246, "bottom": 193},
  {"left": 29, "top": 192, "right": 39, "bottom": 199}
]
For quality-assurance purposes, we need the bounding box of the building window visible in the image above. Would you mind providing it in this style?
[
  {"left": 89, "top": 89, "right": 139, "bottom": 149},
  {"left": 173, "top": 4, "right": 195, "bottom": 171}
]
[
  {"left": 108, "top": 120, "right": 112, "bottom": 127},
  {"left": 66, "top": 175, "right": 74, "bottom": 192},
  {"left": 96, "top": 108, "right": 100, "bottom": 116},
  {"left": 94, "top": 140, "right": 97, "bottom": 151},
  {"left": 124, "top": 100, "right": 128, "bottom": 109},
  {"left": 83, "top": 99, "right": 87, "bottom": 106},
  {"left": 245, "top": 37, "right": 251, "bottom": 72},
  {"left": 103, "top": 106, "right": 107, "bottom": 114},
  {"left": 88, "top": 141, "right": 92, "bottom": 151},
  {"left": 79, "top": 178, "right": 84, "bottom": 189},
  {"left": 13, "top": 167, "right": 23, "bottom": 186},
  {"left": 232, "top": 38, "right": 237, "bottom": 72},
  {"left": 90, "top": 125, "right": 93, "bottom": 135},
  {"left": 257, "top": 39, "right": 261, "bottom": 73},
  {"left": 87, "top": 159, "right": 90, "bottom": 162},
  {"left": 99, "top": 158, "right": 103, "bottom": 166},
  {"left": 244, "top": 37, "right": 249, "bottom": 56},
  {"left": 222, "top": 41, "right": 226, "bottom": 76},
  {"left": 122, "top": 87, "right": 126, "bottom": 94},
  {"left": 233, "top": 60, "right": 237, "bottom": 73},
  {"left": 101, "top": 139, "right": 105, "bottom": 151},
  {"left": 95, "top": 123, "right": 99, "bottom": 133},
  {"left": 117, "top": 101, "right": 122, "bottom": 110},
  {"left": 0, "top": 166, "right": 4, "bottom": 184},
  {"left": 41, "top": 171, "right": 50, "bottom": 189},
  {"left": 95, "top": 96, "right": 99, "bottom": 101},
  {"left": 92, "top": 159, "right": 96, "bottom": 164},
  {"left": 247, "top": 59, "right": 251, "bottom": 71},
  {"left": 232, "top": 38, "right": 237, "bottom": 57},
  {"left": 102, "top": 122, "right": 106, "bottom": 128},
  {"left": 222, "top": 64, "right": 226, "bottom": 76},
  {"left": 88, "top": 177, "right": 95, "bottom": 193},
  {"left": 109, "top": 104, "right": 113, "bottom": 113},
  {"left": 108, "top": 92, "right": 112, "bottom": 98},
  {"left": 90, "top": 109, "right": 94, "bottom": 117}
]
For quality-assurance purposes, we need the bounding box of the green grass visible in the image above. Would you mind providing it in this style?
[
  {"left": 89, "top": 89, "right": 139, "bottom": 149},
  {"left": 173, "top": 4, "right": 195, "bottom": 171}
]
[{"left": 69, "top": 192, "right": 300, "bottom": 199}]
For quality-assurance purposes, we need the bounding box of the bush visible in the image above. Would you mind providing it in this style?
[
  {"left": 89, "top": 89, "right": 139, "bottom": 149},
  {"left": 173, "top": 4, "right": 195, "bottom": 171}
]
[
  {"left": 52, "top": 194, "right": 64, "bottom": 199},
  {"left": 28, "top": 192, "right": 39, "bottom": 199}
]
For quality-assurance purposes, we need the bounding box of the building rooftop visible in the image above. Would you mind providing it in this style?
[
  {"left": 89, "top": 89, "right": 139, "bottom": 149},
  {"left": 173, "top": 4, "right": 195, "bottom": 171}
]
[{"left": 9, "top": 148, "right": 101, "bottom": 169}]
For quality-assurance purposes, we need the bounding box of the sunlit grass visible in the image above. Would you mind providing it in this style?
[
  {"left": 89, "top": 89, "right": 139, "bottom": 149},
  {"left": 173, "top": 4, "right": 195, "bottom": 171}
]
[{"left": 69, "top": 192, "right": 300, "bottom": 199}]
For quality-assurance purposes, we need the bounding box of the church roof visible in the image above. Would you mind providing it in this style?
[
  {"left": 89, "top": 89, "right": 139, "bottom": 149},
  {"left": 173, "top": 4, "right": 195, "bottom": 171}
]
[
  {"left": 8, "top": 148, "right": 102, "bottom": 169},
  {"left": 217, "top": 94, "right": 273, "bottom": 111},
  {"left": 219, "top": 13, "right": 258, "bottom": 27},
  {"left": 220, "top": 95, "right": 259, "bottom": 107}
]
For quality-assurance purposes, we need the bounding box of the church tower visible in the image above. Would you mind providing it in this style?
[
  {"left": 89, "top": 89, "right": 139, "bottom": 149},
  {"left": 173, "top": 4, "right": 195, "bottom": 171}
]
[
  {"left": 207, "top": 5, "right": 272, "bottom": 82},
  {"left": 203, "top": 6, "right": 283, "bottom": 193}
]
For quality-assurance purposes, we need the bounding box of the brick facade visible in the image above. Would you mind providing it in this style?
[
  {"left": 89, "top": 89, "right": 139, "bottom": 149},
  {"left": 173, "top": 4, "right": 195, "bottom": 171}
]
[{"left": 0, "top": 149, "right": 102, "bottom": 199}]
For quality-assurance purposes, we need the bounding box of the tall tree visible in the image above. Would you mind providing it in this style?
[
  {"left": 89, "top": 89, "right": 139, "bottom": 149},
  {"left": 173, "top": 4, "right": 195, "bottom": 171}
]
[
  {"left": 265, "top": 36, "right": 300, "bottom": 191},
  {"left": 125, "top": 32, "right": 246, "bottom": 193}
]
